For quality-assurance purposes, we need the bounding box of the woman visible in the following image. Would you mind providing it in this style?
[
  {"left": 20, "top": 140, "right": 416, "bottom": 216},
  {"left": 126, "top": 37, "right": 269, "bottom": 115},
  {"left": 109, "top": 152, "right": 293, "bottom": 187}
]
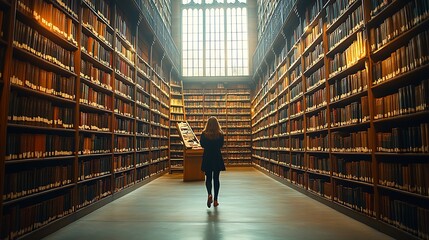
[{"left": 200, "top": 116, "right": 225, "bottom": 208}]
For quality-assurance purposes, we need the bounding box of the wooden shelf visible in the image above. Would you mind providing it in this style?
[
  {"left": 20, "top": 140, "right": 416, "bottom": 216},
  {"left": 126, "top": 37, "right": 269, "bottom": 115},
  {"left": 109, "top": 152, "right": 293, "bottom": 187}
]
[
  {"left": 13, "top": 47, "right": 77, "bottom": 77},
  {"left": 15, "top": 9, "right": 78, "bottom": 51},
  {"left": 370, "top": 17, "right": 429, "bottom": 61},
  {"left": 2, "top": 183, "right": 75, "bottom": 206},
  {"left": 326, "top": 0, "right": 361, "bottom": 33}
]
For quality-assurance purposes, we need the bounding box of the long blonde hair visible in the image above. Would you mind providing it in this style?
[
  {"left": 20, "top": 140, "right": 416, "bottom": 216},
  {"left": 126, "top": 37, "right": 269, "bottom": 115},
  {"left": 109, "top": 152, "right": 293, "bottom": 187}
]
[{"left": 202, "top": 116, "right": 223, "bottom": 139}]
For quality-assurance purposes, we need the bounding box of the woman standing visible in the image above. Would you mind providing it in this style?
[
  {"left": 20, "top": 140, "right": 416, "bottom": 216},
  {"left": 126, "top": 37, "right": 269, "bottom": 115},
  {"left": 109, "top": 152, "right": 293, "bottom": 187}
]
[{"left": 200, "top": 116, "right": 225, "bottom": 208}]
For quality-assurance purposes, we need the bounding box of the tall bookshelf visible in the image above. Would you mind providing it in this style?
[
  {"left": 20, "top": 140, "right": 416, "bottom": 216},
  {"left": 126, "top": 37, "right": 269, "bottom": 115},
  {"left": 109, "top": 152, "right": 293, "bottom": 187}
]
[
  {"left": 169, "top": 76, "right": 186, "bottom": 172},
  {"left": 251, "top": 0, "right": 429, "bottom": 239},
  {"left": 183, "top": 82, "right": 252, "bottom": 165},
  {"left": 0, "top": 0, "right": 178, "bottom": 239}
]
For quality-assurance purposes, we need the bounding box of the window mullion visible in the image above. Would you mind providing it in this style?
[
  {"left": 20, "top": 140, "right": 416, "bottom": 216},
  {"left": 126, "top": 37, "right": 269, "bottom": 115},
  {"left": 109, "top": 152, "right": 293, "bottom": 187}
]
[
  {"left": 203, "top": 4, "right": 206, "bottom": 76},
  {"left": 224, "top": 4, "right": 228, "bottom": 76}
]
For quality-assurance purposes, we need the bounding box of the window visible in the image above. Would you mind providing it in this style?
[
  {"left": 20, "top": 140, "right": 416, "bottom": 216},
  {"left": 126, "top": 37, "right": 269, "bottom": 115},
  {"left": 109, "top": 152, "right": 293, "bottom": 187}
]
[{"left": 182, "top": 0, "right": 249, "bottom": 77}]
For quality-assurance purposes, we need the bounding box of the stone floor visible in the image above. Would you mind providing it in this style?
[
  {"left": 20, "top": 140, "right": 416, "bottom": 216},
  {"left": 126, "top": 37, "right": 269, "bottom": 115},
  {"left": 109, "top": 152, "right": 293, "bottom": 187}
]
[{"left": 43, "top": 167, "right": 392, "bottom": 240}]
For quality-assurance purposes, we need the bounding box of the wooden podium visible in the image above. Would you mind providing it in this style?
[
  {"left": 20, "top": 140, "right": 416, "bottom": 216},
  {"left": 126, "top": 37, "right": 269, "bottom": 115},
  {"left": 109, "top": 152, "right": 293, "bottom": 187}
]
[{"left": 177, "top": 122, "right": 205, "bottom": 181}]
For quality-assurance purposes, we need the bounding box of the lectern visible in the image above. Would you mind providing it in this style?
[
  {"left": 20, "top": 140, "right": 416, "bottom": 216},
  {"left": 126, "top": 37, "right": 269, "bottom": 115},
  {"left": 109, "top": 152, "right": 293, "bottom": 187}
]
[{"left": 177, "top": 122, "right": 205, "bottom": 181}]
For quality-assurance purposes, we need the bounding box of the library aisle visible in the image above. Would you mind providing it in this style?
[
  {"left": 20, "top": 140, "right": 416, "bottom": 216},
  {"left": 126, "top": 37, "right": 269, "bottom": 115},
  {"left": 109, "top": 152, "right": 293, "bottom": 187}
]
[{"left": 43, "top": 168, "right": 392, "bottom": 240}]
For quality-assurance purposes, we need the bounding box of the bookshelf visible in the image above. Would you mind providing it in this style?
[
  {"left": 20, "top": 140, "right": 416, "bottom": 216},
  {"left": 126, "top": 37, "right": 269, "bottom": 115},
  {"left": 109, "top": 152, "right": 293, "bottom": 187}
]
[
  {"left": 0, "top": 0, "right": 178, "bottom": 239},
  {"left": 251, "top": 0, "right": 429, "bottom": 239},
  {"left": 183, "top": 82, "right": 252, "bottom": 166},
  {"left": 169, "top": 76, "right": 186, "bottom": 172}
]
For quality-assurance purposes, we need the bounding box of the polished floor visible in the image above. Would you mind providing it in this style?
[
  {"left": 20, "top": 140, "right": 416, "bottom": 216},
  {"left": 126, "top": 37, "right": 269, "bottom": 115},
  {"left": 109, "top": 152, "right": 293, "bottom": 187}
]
[{"left": 44, "top": 167, "right": 392, "bottom": 240}]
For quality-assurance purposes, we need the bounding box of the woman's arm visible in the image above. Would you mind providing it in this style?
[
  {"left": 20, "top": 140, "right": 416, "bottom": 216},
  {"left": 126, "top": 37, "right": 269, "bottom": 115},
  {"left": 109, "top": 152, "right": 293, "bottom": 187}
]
[
  {"left": 219, "top": 134, "right": 224, "bottom": 148},
  {"left": 200, "top": 133, "right": 207, "bottom": 148}
]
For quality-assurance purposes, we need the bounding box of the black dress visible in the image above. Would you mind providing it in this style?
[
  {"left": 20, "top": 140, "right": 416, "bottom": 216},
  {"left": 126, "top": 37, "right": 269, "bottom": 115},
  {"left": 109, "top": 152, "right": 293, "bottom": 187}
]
[{"left": 200, "top": 133, "right": 226, "bottom": 172}]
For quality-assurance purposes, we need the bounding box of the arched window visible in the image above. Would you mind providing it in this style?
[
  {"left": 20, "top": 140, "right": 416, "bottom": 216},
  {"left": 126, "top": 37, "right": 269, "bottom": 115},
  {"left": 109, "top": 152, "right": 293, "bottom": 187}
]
[{"left": 182, "top": 0, "right": 249, "bottom": 77}]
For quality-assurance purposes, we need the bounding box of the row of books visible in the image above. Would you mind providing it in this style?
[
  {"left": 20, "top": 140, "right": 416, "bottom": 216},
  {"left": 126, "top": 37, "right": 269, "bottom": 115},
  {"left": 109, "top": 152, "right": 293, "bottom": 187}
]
[
  {"left": 83, "top": 0, "right": 110, "bottom": 24},
  {"left": 330, "top": 96, "right": 369, "bottom": 127},
  {"left": 289, "top": 63, "right": 302, "bottom": 82},
  {"left": 290, "top": 137, "right": 304, "bottom": 151},
  {"left": 308, "top": 177, "right": 332, "bottom": 198},
  {"left": 116, "top": 37, "right": 135, "bottom": 63},
  {"left": 1, "top": 192, "right": 74, "bottom": 240},
  {"left": 303, "top": 18, "right": 323, "bottom": 52},
  {"left": 204, "top": 95, "right": 226, "bottom": 101},
  {"left": 373, "top": 30, "right": 429, "bottom": 85},
  {"left": 114, "top": 98, "right": 133, "bottom": 117},
  {"left": 6, "top": 133, "right": 74, "bottom": 160},
  {"left": 306, "top": 134, "right": 329, "bottom": 151},
  {"left": 290, "top": 118, "right": 304, "bottom": 134},
  {"left": 328, "top": 5, "right": 363, "bottom": 50},
  {"left": 228, "top": 108, "right": 250, "bottom": 114},
  {"left": 290, "top": 81, "right": 303, "bottom": 101},
  {"left": 380, "top": 195, "right": 429, "bottom": 239},
  {"left": 376, "top": 123, "right": 429, "bottom": 153},
  {"left": 115, "top": 11, "right": 135, "bottom": 46},
  {"left": 136, "top": 74, "right": 150, "bottom": 91},
  {"left": 227, "top": 96, "right": 250, "bottom": 102},
  {"left": 78, "top": 156, "right": 111, "bottom": 181},
  {"left": 326, "top": 0, "right": 358, "bottom": 27},
  {"left": 114, "top": 136, "right": 134, "bottom": 152},
  {"left": 114, "top": 171, "right": 135, "bottom": 192},
  {"left": 8, "top": 91, "right": 74, "bottom": 129},
  {"left": 171, "top": 99, "right": 183, "bottom": 106},
  {"left": 227, "top": 136, "right": 251, "bottom": 141},
  {"left": 333, "top": 158, "right": 373, "bottom": 183},
  {"left": 305, "top": 87, "right": 327, "bottom": 112},
  {"left": 81, "top": 33, "right": 112, "bottom": 68},
  {"left": 80, "top": 112, "right": 110, "bottom": 132},
  {"left": 379, "top": 161, "right": 429, "bottom": 196},
  {"left": 289, "top": 46, "right": 300, "bottom": 66},
  {"left": 136, "top": 107, "right": 150, "bottom": 122},
  {"left": 308, "top": 155, "right": 330, "bottom": 174},
  {"left": 136, "top": 152, "right": 151, "bottom": 166},
  {"left": 14, "top": 20, "right": 75, "bottom": 71},
  {"left": 79, "top": 134, "right": 111, "bottom": 155},
  {"left": 306, "top": 109, "right": 328, "bottom": 132},
  {"left": 330, "top": 68, "right": 367, "bottom": 103},
  {"left": 329, "top": 31, "right": 366, "bottom": 77},
  {"left": 304, "top": 42, "right": 323, "bottom": 70},
  {"left": 3, "top": 164, "right": 73, "bottom": 201},
  {"left": 304, "top": 0, "right": 326, "bottom": 26},
  {"left": 10, "top": 58, "right": 76, "bottom": 100},
  {"left": 82, "top": 7, "right": 113, "bottom": 47},
  {"left": 136, "top": 138, "right": 150, "bottom": 150},
  {"left": 80, "top": 83, "right": 112, "bottom": 110},
  {"left": 137, "top": 122, "right": 150, "bottom": 135},
  {"left": 136, "top": 92, "right": 150, "bottom": 107},
  {"left": 115, "top": 57, "right": 135, "bottom": 81},
  {"left": 81, "top": 59, "right": 112, "bottom": 91},
  {"left": 369, "top": 0, "right": 391, "bottom": 17},
  {"left": 331, "top": 130, "right": 370, "bottom": 152},
  {"left": 291, "top": 153, "right": 304, "bottom": 168},
  {"left": 374, "top": 79, "right": 428, "bottom": 119},
  {"left": 291, "top": 171, "right": 305, "bottom": 187},
  {"left": 77, "top": 178, "right": 111, "bottom": 209},
  {"left": 115, "top": 78, "right": 134, "bottom": 100},
  {"left": 334, "top": 183, "right": 375, "bottom": 216},
  {"left": 305, "top": 66, "right": 325, "bottom": 91},
  {"left": 369, "top": 0, "right": 429, "bottom": 51},
  {"left": 290, "top": 99, "right": 304, "bottom": 117},
  {"left": 171, "top": 106, "right": 184, "bottom": 113},
  {"left": 18, "top": 0, "right": 78, "bottom": 46},
  {"left": 171, "top": 115, "right": 185, "bottom": 121},
  {"left": 114, "top": 118, "right": 133, "bottom": 134},
  {"left": 113, "top": 154, "right": 134, "bottom": 172}
]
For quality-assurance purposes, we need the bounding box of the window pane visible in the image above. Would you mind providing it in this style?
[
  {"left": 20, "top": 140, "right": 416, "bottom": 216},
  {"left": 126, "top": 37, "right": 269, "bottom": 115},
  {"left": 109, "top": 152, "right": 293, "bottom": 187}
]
[{"left": 182, "top": 2, "right": 247, "bottom": 76}]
